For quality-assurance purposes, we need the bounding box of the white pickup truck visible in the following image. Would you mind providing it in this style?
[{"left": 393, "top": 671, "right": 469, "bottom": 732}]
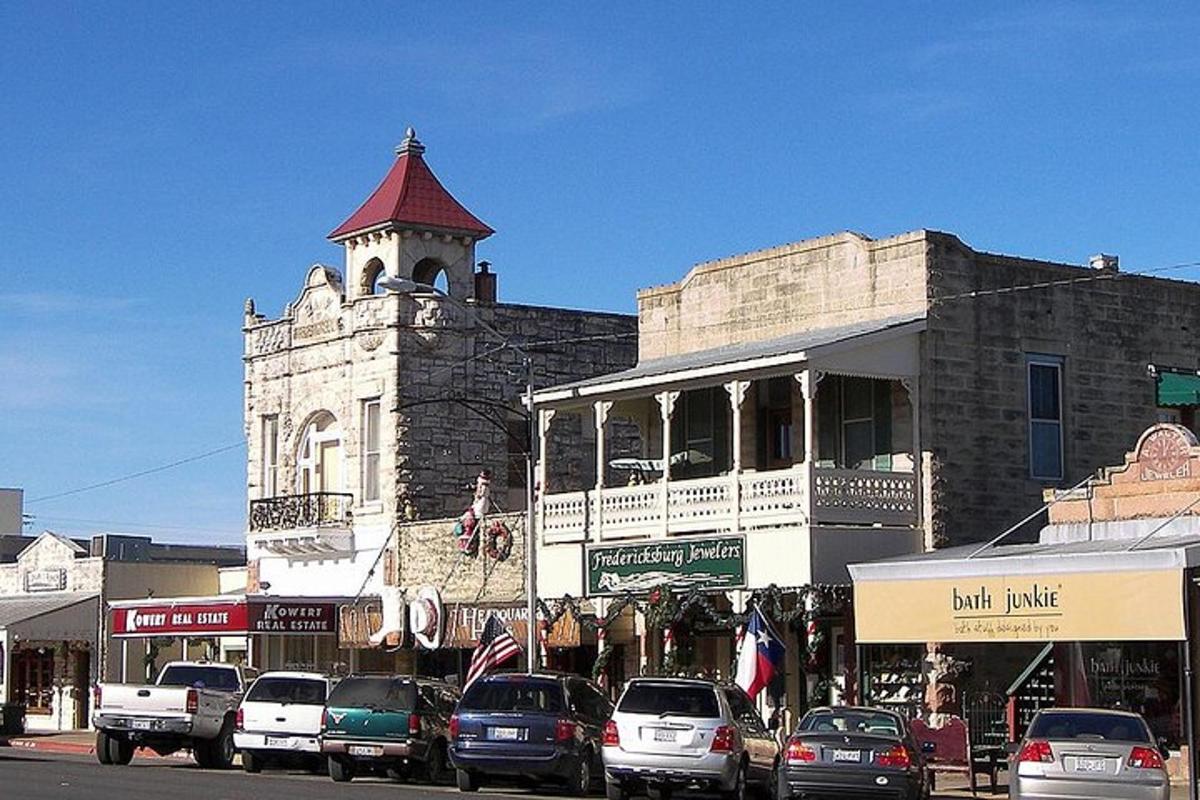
[{"left": 93, "top": 661, "right": 246, "bottom": 769}]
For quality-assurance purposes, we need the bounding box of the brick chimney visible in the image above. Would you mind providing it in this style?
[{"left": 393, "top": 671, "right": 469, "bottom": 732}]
[{"left": 474, "top": 261, "right": 497, "bottom": 304}]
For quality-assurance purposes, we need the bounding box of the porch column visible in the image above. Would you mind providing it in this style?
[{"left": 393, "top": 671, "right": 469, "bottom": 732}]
[
  {"left": 902, "top": 377, "right": 926, "bottom": 549},
  {"left": 121, "top": 640, "right": 128, "bottom": 683},
  {"left": 656, "top": 391, "right": 680, "bottom": 538},
  {"left": 536, "top": 408, "right": 556, "bottom": 537},
  {"left": 725, "top": 381, "right": 750, "bottom": 533},
  {"left": 594, "top": 401, "right": 613, "bottom": 541},
  {"left": 795, "top": 370, "right": 819, "bottom": 524}
]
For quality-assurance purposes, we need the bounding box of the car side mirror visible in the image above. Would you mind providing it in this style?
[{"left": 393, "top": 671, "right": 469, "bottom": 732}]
[{"left": 921, "top": 741, "right": 936, "bottom": 754}]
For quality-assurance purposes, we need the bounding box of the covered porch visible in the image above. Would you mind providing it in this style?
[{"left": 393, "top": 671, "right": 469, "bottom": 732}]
[{"left": 533, "top": 315, "right": 928, "bottom": 547}]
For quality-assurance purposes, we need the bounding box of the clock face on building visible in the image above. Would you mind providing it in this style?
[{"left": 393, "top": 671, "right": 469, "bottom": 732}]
[{"left": 1139, "top": 428, "right": 1192, "bottom": 481}]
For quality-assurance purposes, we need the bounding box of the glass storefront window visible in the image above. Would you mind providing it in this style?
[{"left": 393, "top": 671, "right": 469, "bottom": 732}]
[{"left": 1064, "top": 642, "right": 1182, "bottom": 747}]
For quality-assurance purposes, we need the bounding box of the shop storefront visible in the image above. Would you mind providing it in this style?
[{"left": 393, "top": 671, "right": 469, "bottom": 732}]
[{"left": 849, "top": 424, "right": 1200, "bottom": 791}]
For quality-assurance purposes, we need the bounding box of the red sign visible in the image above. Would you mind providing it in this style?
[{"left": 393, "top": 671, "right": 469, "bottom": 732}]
[
  {"left": 247, "top": 601, "right": 337, "bottom": 635},
  {"left": 111, "top": 601, "right": 249, "bottom": 638}
]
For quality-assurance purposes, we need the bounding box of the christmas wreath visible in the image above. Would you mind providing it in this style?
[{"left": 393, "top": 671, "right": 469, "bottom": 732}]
[{"left": 484, "top": 520, "right": 514, "bottom": 561}]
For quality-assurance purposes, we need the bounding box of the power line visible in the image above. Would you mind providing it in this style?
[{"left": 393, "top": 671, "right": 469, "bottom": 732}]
[
  {"left": 24, "top": 513, "right": 244, "bottom": 537},
  {"left": 26, "top": 441, "right": 247, "bottom": 504}
]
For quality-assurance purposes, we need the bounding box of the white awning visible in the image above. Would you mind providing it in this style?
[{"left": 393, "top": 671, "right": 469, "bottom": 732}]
[{"left": 0, "top": 592, "right": 99, "bottom": 642}]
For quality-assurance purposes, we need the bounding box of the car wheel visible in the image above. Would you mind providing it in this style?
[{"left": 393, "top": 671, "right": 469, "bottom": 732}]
[
  {"left": 721, "top": 763, "right": 747, "bottom": 800},
  {"left": 456, "top": 768, "right": 480, "bottom": 792},
  {"left": 194, "top": 740, "right": 213, "bottom": 769},
  {"left": 95, "top": 732, "right": 114, "bottom": 765},
  {"left": 605, "top": 778, "right": 629, "bottom": 800},
  {"left": 241, "top": 750, "right": 263, "bottom": 774},
  {"left": 566, "top": 750, "right": 591, "bottom": 796},
  {"left": 329, "top": 756, "right": 355, "bottom": 783},
  {"left": 111, "top": 738, "right": 135, "bottom": 766},
  {"left": 209, "top": 723, "right": 236, "bottom": 770}
]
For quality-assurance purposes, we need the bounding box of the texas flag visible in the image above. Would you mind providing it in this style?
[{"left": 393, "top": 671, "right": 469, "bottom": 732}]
[{"left": 734, "top": 607, "right": 786, "bottom": 700}]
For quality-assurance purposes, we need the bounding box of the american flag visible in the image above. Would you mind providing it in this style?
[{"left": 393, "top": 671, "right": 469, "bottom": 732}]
[{"left": 464, "top": 614, "right": 522, "bottom": 688}]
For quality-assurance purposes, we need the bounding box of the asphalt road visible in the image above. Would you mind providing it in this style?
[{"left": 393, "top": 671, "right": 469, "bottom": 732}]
[{"left": 0, "top": 749, "right": 1002, "bottom": 800}]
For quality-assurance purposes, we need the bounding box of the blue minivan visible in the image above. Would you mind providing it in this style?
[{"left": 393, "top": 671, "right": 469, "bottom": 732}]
[{"left": 449, "top": 672, "right": 612, "bottom": 794}]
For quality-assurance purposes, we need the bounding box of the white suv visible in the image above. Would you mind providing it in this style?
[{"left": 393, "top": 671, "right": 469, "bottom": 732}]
[{"left": 234, "top": 671, "right": 332, "bottom": 773}]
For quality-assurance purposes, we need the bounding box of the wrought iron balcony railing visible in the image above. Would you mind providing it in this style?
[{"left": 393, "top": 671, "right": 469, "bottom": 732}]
[{"left": 249, "top": 492, "right": 354, "bottom": 532}]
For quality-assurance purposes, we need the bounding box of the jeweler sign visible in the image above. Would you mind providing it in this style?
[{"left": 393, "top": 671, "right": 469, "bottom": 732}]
[{"left": 586, "top": 535, "right": 746, "bottom": 597}]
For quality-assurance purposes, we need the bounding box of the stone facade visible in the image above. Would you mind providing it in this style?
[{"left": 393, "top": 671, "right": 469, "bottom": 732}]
[
  {"left": 628, "top": 229, "right": 1200, "bottom": 548},
  {"left": 393, "top": 511, "right": 526, "bottom": 604}
]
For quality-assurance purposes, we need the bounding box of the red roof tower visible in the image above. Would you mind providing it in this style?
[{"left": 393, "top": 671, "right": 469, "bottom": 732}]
[{"left": 328, "top": 129, "right": 493, "bottom": 242}]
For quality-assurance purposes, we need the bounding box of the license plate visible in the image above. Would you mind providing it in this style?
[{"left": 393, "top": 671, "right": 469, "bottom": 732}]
[
  {"left": 489, "top": 727, "right": 522, "bottom": 741},
  {"left": 1075, "top": 757, "right": 1107, "bottom": 773},
  {"left": 832, "top": 749, "right": 861, "bottom": 762},
  {"left": 653, "top": 729, "right": 677, "bottom": 743},
  {"left": 265, "top": 736, "right": 291, "bottom": 748},
  {"left": 131, "top": 719, "right": 152, "bottom": 731},
  {"left": 348, "top": 745, "right": 383, "bottom": 757}
]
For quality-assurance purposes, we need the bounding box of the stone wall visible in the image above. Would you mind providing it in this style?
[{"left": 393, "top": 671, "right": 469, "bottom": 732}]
[
  {"left": 923, "top": 232, "right": 1200, "bottom": 546},
  {"left": 636, "top": 231, "right": 929, "bottom": 361},
  {"left": 394, "top": 511, "right": 525, "bottom": 603}
]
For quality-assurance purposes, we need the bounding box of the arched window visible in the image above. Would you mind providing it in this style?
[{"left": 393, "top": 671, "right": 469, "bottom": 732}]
[
  {"left": 296, "top": 411, "right": 342, "bottom": 494},
  {"left": 360, "top": 258, "right": 386, "bottom": 296},
  {"left": 412, "top": 257, "right": 449, "bottom": 294}
]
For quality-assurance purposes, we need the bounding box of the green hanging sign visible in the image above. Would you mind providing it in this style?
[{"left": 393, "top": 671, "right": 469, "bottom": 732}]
[{"left": 585, "top": 535, "right": 746, "bottom": 597}]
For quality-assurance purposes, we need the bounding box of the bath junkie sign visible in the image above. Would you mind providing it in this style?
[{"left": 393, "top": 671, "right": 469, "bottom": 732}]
[{"left": 585, "top": 535, "right": 746, "bottom": 597}]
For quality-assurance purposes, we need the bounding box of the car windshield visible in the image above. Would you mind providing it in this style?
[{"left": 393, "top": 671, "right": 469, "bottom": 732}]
[
  {"left": 799, "top": 710, "right": 902, "bottom": 737},
  {"left": 460, "top": 679, "right": 564, "bottom": 713},
  {"left": 1028, "top": 712, "right": 1152, "bottom": 743},
  {"left": 245, "top": 677, "right": 326, "bottom": 705},
  {"left": 158, "top": 666, "right": 240, "bottom": 692},
  {"left": 326, "top": 677, "right": 416, "bottom": 711},
  {"left": 617, "top": 683, "right": 720, "bottom": 718}
]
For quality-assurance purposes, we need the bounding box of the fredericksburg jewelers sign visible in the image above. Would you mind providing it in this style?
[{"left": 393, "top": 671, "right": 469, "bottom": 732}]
[{"left": 585, "top": 535, "right": 746, "bottom": 597}]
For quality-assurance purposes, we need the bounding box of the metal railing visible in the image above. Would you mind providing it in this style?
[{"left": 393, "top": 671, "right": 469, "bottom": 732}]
[{"left": 248, "top": 492, "right": 354, "bottom": 532}]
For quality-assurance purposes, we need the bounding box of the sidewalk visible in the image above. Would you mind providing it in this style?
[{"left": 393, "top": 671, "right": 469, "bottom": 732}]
[{"left": 0, "top": 730, "right": 189, "bottom": 760}]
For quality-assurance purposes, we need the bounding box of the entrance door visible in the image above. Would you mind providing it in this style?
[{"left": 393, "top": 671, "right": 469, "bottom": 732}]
[
  {"left": 73, "top": 650, "right": 90, "bottom": 729},
  {"left": 13, "top": 648, "right": 54, "bottom": 716}
]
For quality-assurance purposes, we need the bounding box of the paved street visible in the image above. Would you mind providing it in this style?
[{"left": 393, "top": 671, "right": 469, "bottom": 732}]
[{"left": 0, "top": 748, "right": 1017, "bottom": 800}]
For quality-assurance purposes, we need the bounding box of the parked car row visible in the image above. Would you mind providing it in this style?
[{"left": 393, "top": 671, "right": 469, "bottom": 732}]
[{"left": 94, "top": 662, "right": 1173, "bottom": 800}]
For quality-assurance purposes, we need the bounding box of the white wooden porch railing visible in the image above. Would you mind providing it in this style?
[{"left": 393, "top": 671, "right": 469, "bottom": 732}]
[{"left": 540, "top": 467, "right": 916, "bottom": 542}]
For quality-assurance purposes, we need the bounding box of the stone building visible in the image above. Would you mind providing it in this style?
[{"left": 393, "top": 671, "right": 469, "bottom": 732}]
[
  {"left": 239, "top": 131, "right": 637, "bottom": 673},
  {"left": 531, "top": 228, "right": 1200, "bottom": 715}
]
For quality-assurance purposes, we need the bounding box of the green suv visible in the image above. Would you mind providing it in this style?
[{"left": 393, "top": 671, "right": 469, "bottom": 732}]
[{"left": 321, "top": 675, "right": 459, "bottom": 783}]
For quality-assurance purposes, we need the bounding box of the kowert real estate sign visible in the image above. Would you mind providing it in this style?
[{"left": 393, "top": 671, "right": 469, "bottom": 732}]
[{"left": 585, "top": 535, "right": 746, "bottom": 596}]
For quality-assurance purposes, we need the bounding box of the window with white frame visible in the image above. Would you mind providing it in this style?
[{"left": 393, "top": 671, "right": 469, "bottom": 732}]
[
  {"left": 362, "top": 399, "right": 381, "bottom": 502},
  {"left": 1027, "top": 355, "right": 1064, "bottom": 481},
  {"left": 261, "top": 415, "right": 279, "bottom": 497}
]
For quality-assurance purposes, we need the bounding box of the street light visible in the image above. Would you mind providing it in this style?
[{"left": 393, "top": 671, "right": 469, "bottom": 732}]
[{"left": 378, "top": 275, "right": 540, "bottom": 673}]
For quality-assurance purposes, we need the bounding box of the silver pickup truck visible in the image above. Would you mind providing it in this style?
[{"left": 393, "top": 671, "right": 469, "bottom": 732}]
[{"left": 93, "top": 661, "right": 246, "bottom": 769}]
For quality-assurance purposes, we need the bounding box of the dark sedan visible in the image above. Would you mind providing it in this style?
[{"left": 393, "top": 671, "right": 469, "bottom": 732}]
[
  {"left": 778, "top": 706, "right": 930, "bottom": 800},
  {"left": 449, "top": 672, "right": 611, "bottom": 795}
]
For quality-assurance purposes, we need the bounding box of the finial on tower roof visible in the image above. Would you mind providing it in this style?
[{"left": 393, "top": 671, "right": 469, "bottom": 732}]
[{"left": 396, "top": 127, "right": 425, "bottom": 157}]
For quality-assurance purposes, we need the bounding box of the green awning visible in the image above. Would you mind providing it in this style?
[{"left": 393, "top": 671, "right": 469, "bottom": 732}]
[{"left": 1157, "top": 371, "right": 1200, "bottom": 407}]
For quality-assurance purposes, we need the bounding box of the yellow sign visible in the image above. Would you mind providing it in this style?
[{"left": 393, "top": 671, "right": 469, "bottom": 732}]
[{"left": 854, "top": 569, "right": 1184, "bottom": 644}]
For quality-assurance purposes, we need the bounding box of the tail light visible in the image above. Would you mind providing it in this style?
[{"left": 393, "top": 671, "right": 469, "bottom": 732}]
[
  {"left": 1016, "top": 740, "right": 1054, "bottom": 764},
  {"left": 1129, "top": 746, "right": 1165, "bottom": 770},
  {"left": 185, "top": 689, "right": 198, "bottom": 715},
  {"left": 874, "top": 744, "right": 912, "bottom": 769},
  {"left": 710, "top": 725, "right": 738, "bottom": 753},
  {"left": 408, "top": 713, "right": 422, "bottom": 737},
  {"left": 555, "top": 719, "right": 577, "bottom": 743},
  {"left": 602, "top": 720, "right": 620, "bottom": 747},
  {"left": 449, "top": 714, "right": 460, "bottom": 740},
  {"left": 785, "top": 739, "right": 817, "bottom": 763},
  {"left": 320, "top": 708, "right": 328, "bottom": 730},
  {"left": 235, "top": 707, "right": 244, "bottom": 730}
]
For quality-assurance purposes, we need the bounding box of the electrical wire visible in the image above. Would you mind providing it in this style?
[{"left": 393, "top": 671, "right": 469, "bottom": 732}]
[{"left": 25, "top": 441, "right": 246, "bottom": 504}]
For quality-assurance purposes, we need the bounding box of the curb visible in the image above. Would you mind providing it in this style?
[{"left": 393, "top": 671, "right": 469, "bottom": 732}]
[{"left": 0, "top": 736, "right": 193, "bottom": 761}]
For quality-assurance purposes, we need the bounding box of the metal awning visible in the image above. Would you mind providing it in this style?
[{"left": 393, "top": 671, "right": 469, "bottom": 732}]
[
  {"left": 1158, "top": 371, "right": 1200, "bottom": 407},
  {"left": 0, "top": 592, "right": 99, "bottom": 642},
  {"left": 849, "top": 535, "right": 1200, "bottom": 644}
]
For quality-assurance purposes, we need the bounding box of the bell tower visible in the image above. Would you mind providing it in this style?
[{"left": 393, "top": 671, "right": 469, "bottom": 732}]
[{"left": 328, "top": 128, "right": 494, "bottom": 300}]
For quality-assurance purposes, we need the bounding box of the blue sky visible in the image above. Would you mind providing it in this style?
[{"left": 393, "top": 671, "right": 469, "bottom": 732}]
[{"left": 3, "top": 2, "right": 1199, "bottom": 544}]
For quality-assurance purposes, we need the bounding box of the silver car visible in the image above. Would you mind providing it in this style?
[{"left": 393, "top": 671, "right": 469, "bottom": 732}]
[
  {"left": 602, "top": 678, "right": 779, "bottom": 800},
  {"left": 1010, "top": 708, "right": 1170, "bottom": 800}
]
